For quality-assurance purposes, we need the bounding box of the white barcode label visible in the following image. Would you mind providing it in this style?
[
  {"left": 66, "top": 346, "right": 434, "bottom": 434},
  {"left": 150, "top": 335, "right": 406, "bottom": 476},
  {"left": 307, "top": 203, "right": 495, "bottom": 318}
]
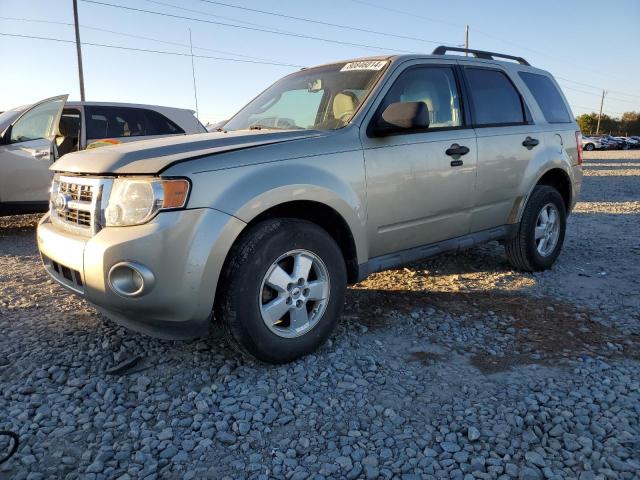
[{"left": 340, "top": 60, "right": 388, "bottom": 72}]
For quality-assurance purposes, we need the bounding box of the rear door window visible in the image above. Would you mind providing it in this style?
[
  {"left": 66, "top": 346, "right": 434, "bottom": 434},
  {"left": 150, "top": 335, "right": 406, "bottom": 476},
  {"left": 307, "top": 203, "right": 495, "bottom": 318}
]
[
  {"left": 85, "top": 106, "right": 184, "bottom": 140},
  {"left": 518, "top": 72, "right": 571, "bottom": 123},
  {"left": 464, "top": 68, "right": 526, "bottom": 126}
]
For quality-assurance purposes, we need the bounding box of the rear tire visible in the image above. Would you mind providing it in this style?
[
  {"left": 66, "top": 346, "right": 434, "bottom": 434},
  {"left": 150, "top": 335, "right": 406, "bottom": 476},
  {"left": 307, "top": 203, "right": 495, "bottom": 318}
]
[
  {"left": 584, "top": 143, "right": 595, "bottom": 151},
  {"left": 215, "top": 218, "right": 347, "bottom": 364},
  {"left": 505, "top": 185, "right": 566, "bottom": 272}
]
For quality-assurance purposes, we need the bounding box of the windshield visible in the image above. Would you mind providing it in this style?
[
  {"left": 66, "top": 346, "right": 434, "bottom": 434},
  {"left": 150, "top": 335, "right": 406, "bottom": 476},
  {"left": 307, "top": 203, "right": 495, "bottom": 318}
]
[{"left": 224, "top": 60, "right": 389, "bottom": 132}]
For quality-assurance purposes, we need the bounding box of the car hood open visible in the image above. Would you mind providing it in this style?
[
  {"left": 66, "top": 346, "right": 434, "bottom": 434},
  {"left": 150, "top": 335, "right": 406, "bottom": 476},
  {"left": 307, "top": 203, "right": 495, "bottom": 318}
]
[{"left": 51, "top": 130, "right": 324, "bottom": 175}]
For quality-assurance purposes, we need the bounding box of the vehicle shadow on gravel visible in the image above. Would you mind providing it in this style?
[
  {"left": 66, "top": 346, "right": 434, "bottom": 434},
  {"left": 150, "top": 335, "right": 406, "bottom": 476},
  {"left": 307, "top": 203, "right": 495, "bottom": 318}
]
[{"left": 344, "top": 288, "right": 640, "bottom": 374}]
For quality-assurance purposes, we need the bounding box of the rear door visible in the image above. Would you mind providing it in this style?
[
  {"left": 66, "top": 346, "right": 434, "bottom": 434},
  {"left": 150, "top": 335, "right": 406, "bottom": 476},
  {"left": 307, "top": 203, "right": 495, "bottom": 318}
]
[
  {"left": 360, "top": 60, "right": 477, "bottom": 258},
  {"left": 0, "top": 95, "right": 67, "bottom": 204},
  {"left": 460, "top": 65, "right": 546, "bottom": 232}
]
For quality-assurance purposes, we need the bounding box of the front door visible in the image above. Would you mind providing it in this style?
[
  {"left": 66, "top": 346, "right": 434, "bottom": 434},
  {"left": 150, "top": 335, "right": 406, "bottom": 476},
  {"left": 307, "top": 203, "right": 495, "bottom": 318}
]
[
  {"left": 0, "top": 95, "right": 67, "bottom": 205},
  {"left": 360, "top": 62, "right": 477, "bottom": 258}
]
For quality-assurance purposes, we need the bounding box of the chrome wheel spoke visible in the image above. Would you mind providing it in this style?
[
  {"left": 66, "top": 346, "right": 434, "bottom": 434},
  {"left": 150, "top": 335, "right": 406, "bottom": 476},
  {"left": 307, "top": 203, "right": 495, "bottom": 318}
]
[
  {"left": 534, "top": 226, "right": 546, "bottom": 240},
  {"left": 538, "top": 237, "right": 548, "bottom": 252},
  {"left": 306, "top": 280, "right": 329, "bottom": 301},
  {"left": 540, "top": 208, "right": 549, "bottom": 224},
  {"left": 289, "top": 306, "right": 309, "bottom": 330},
  {"left": 262, "top": 296, "right": 290, "bottom": 325},
  {"left": 266, "top": 265, "right": 292, "bottom": 292},
  {"left": 292, "top": 253, "right": 313, "bottom": 282}
]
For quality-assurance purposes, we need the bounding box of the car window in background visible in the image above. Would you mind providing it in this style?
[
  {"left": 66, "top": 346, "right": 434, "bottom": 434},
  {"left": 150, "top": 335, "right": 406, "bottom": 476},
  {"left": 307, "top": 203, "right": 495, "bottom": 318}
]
[
  {"left": 144, "top": 109, "right": 185, "bottom": 135},
  {"left": 85, "top": 106, "right": 185, "bottom": 139},
  {"left": 8, "top": 98, "right": 65, "bottom": 143},
  {"left": 380, "top": 66, "right": 462, "bottom": 128},
  {"left": 465, "top": 68, "right": 525, "bottom": 126},
  {"left": 518, "top": 72, "right": 572, "bottom": 123}
]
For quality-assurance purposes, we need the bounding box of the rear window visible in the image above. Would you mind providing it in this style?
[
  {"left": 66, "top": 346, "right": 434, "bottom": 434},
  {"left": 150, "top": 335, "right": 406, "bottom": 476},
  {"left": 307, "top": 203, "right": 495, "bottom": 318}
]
[
  {"left": 85, "top": 106, "right": 185, "bottom": 139},
  {"left": 519, "top": 72, "right": 571, "bottom": 123},
  {"left": 465, "top": 68, "right": 526, "bottom": 126}
]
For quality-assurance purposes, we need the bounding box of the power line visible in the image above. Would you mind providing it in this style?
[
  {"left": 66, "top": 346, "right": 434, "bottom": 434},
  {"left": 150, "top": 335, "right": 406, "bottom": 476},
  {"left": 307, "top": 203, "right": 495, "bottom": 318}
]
[
  {"left": 348, "top": 0, "right": 640, "bottom": 98},
  {"left": 0, "top": 32, "right": 304, "bottom": 67},
  {"left": 0, "top": 15, "right": 299, "bottom": 64},
  {"left": 193, "top": 0, "right": 449, "bottom": 46},
  {"left": 140, "top": 0, "right": 301, "bottom": 35},
  {"left": 80, "top": 0, "right": 419, "bottom": 54}
]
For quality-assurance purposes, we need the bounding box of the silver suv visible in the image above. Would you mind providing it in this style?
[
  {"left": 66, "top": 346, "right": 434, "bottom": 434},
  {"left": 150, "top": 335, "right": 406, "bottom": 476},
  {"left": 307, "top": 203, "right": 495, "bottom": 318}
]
[{"left": 37, "top": 47, "right": 583, "bottom": 363}]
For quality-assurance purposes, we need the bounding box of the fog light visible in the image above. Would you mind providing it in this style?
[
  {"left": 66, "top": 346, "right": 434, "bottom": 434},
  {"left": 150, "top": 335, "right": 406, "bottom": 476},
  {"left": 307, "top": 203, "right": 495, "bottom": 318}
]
[{"left": 108, "top": 262, "right": 155, "bottom": 297}]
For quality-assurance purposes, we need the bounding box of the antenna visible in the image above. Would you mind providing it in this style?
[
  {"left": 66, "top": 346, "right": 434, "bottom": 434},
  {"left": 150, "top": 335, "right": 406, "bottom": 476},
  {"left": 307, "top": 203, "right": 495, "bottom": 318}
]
[
  {"left": 189, "top": 28, "right": 199, "bottom": 121},
  {"left": 464, "top": 25, "right": 469, "bottom": 55}
]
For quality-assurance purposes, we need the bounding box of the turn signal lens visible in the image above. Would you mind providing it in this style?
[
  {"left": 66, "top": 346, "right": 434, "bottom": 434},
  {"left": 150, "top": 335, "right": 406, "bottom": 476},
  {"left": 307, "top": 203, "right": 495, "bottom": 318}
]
[{"left": 162, "top": 179, "right": 190, "bottom": 208}]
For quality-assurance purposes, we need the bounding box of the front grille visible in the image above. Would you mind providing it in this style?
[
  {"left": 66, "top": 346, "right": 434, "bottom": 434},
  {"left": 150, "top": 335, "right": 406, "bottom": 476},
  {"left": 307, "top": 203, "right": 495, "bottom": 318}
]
[
  {"left": 59, "top": 181, "right": 93, "bottom": 202},
  {"left": 50, "top": 175, "right": 112, "bottom": 237},
  {"left": 57, "top": 208, "right": 92, "bottom": 227}
]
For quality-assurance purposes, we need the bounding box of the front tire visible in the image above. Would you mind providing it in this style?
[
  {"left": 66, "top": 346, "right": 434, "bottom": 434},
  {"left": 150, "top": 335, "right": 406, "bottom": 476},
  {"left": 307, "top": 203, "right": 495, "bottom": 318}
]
[
  {"left": 215, "top": 218, "right": 347, "bottom": 364},
  {"left": 505, "top": 185, "right": 566, "bottom": 272},
  {"left": 584, "top": 143, "right": 595, "bottom": 151}
]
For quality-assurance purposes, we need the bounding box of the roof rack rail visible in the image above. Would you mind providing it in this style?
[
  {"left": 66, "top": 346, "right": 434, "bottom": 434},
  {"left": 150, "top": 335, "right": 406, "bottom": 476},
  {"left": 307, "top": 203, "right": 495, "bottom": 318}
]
[{"left": 431, "top": 46, "right": 530, "bottom": 66}]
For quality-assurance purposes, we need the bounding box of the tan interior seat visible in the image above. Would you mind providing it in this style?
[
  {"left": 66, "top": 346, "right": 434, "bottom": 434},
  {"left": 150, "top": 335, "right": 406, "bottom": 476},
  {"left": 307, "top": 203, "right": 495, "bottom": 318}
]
[{"left": 333, "top": 92, "right": 358, "bottom": 121}]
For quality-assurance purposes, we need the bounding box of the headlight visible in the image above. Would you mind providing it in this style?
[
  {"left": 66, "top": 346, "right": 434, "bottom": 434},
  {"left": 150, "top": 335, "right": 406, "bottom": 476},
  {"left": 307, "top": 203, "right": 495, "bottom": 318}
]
[{"left": 105, "top": 177, "right": 190, "bottom": 227}]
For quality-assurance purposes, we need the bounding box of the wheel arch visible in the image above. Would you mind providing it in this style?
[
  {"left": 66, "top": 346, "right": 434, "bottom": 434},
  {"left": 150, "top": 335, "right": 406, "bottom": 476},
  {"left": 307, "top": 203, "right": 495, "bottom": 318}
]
[
  {"left": 535, "top": 168, "right": 573, "bottom": 212},
  {"left": 226, "top": 200, "right": 361, "bottom": 284}
]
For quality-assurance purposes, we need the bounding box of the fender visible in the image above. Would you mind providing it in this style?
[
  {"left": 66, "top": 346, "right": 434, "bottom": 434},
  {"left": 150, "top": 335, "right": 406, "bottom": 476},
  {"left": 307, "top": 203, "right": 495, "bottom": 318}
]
[
  {"left": 514, "top": 161, "right": 573, "bottom": 223},
  {"left": 184, "top": 151, "right": 369, "bottom": 264}
]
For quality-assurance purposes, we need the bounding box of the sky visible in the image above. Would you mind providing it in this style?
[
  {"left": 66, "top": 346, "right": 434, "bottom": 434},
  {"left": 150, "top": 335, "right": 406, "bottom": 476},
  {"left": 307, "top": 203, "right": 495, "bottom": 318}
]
[{"left": 1, "top": 0, "right": 639, "bottom": 125}]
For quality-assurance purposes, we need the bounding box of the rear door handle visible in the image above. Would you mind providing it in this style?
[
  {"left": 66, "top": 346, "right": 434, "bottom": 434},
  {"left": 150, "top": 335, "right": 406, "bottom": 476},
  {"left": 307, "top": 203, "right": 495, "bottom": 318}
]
[
  {"left": 445, "top": 144, "right": 470, "bottom": 157},
  {"left": 522, "top": 137, "right": 539, "bottom": 149}
]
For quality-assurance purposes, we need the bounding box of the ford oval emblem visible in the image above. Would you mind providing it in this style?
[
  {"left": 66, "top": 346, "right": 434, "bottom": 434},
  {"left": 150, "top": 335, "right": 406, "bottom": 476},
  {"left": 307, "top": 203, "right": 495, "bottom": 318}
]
[{"left": 54, "top": 193, "right": 70, "bottom": 212}]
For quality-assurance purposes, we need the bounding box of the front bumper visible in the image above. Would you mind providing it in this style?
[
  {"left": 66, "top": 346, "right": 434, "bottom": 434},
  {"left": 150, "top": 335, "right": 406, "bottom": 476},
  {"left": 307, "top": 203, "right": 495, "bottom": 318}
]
[{"left": 37, "top": 208, "right": 245, "bottom": 339}]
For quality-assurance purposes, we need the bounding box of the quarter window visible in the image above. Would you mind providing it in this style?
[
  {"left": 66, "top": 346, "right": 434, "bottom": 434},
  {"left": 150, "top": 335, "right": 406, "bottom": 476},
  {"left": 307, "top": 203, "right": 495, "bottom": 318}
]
[
  {"left": 465, "top": 68, "right": 526, "bottom": 126},
  {"left": 380, "top": 66, "right": 462, "bottom": 129},
  {"left": 519, "top": 72, "right": 571, "bottom": 123},
  {"left": 85, "top": 106, "right": 185, "bottom": 140}
]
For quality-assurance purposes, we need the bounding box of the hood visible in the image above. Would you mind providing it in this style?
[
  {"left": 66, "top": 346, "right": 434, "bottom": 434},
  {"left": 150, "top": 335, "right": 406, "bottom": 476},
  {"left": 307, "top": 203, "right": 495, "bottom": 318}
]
[{"left": 52, "top": 130, "right": 325, "bottom": 175}]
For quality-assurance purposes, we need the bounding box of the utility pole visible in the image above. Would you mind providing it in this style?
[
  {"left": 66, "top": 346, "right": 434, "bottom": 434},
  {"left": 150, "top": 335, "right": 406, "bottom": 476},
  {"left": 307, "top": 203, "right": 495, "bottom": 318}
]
[
  {"left": 72, "top": 0, "right": 86, "bottom": 101},
  {"left": 465, "top": 25, "right": 469, "bottom": 54},
  {"left": 189, "top": 29, "right": 199, "bottom": 121},
  {"left": 596, "top": 90, "right": 607, "bottom": 134}
]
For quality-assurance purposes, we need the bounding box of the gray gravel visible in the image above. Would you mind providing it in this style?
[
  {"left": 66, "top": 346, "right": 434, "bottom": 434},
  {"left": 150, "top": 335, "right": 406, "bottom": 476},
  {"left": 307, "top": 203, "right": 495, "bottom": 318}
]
[{"left": 1, "top": 151, "right": 639, "bottom": 479}]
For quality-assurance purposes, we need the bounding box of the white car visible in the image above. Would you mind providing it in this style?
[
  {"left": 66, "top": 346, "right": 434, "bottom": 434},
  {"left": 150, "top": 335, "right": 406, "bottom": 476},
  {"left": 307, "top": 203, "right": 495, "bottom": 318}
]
[
  {"left": 0, "top": 95, "right": 206, "bottom": 216},
  {"left": 581, "top": 135, "right": 602, "bottom": 151}
]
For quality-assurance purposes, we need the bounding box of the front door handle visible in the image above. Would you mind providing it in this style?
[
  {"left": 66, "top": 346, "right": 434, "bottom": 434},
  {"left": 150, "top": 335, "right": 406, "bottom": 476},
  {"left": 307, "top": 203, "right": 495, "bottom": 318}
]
[
  {"left": 445, "top": 144, "right": 470, "bottom": 157},
  {"left": 522, "top": 137, "right": 539, "bottom": 149}
]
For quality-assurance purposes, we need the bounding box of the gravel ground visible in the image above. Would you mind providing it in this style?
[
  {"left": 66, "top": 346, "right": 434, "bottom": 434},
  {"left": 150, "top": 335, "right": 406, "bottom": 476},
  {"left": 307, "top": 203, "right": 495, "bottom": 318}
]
[{"left": 1, "top": 150, "right": 639, "bottom": 480}]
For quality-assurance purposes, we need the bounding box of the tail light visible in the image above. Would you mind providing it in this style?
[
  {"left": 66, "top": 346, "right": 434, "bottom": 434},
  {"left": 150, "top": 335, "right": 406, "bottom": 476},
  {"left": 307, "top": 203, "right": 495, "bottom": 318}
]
[{"left": 575, "top": 131, "right": 583, "bottom": 166}]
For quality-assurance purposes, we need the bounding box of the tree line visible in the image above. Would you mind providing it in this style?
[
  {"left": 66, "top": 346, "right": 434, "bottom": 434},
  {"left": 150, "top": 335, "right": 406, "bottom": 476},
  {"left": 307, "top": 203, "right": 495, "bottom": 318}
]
[{"left": 577, "top": 111, "right": 640, "bottom": 136}]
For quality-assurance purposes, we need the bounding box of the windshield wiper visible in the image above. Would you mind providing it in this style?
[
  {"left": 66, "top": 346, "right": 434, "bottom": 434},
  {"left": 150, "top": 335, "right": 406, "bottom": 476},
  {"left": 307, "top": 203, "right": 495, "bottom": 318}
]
[{"left": 249, "top": 124, "right": 284, "bottom": 130}]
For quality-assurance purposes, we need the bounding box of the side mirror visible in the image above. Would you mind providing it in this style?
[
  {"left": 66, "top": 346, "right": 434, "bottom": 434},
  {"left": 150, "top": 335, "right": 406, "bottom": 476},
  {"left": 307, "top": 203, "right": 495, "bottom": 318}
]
[{"left": 372, "top": 101, "right": 430, "bottom": 137}]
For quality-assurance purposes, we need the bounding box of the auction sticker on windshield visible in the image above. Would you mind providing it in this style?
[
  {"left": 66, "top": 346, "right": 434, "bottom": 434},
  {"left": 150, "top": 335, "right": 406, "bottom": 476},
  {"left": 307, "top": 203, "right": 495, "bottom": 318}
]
[{"left": 340, "top": 60, "right": 388, "bottom": 72}]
